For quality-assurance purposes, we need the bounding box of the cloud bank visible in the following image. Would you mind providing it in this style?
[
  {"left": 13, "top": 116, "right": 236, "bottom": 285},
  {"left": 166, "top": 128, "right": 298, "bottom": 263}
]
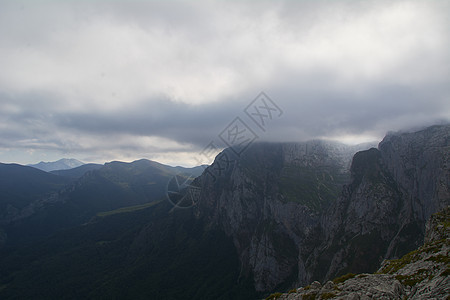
[{"left": 0, "top": 0, "right": 449, "bottom": 166}]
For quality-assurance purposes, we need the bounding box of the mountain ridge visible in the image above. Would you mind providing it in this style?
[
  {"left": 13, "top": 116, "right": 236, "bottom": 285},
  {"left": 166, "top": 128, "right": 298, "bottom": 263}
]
[
  {"left": 190, "top": 124, "right": 449, "bottom": 292},
  {"left": 0, "top": 158, "right": 204, "bottom": 247},
  {"left": 27, "top": 158, "right": 85, "bottom": 172}
]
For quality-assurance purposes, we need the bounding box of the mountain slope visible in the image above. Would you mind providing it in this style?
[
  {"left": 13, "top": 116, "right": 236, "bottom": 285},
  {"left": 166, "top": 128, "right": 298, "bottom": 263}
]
[
  {"left": 0, "top": 163, "right": 70, "bottom": 211},
  {"left": 0, "top": 141, "right": 367, "bottom": 299},
  {"left": 0, "top": 163, "right": 72, "bottom": 247},
  {"left": 0, "top": 159, "right": 204, "bottom": 247},
  {"left": 0, "top": 201, "right": 256, "bottom": 300},
  {"left": 50, "top": 163, "right": 103, "bottom": 178}
]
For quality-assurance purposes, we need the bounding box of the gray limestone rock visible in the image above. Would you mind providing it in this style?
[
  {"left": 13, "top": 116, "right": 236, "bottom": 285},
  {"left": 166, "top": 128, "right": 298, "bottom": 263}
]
[
  {"left": 194, "top": 125, "right": 449, "bottom": 294},
  {"left": 272, "top": 205, "right": 449, "bottom": 299}
]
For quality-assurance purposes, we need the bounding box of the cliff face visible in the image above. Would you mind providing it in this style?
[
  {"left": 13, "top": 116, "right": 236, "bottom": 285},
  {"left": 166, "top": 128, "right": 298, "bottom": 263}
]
[
  {"left": 312, "top": 148, "right": 405, "bottom": 281},
  {"left": 272, "top": 206, "right": 450, "bottom": 300},
  {"left": 318, "top": 125, "right": 450, "bottom": 281},
  {"left": 192, "top": 125, "right": 449, "bottom": 293},
  {"left": 193, "top": 141, "right": 372, "bottom": 291},
  {"left": 379, "top": 125, "right": 450, "bottom": 223}
]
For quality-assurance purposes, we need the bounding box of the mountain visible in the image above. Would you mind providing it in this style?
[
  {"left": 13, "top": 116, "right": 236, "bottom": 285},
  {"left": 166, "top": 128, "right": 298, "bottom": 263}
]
[
  {"left": 191, "top": 124, "right": 448, "bottom": 293},
  {"left": 0, "top": 125, "right": 447, "bottom": 299},
  {"left": 192, "top": 140, "right": 369, "bottom": 292},
  {"left": 0, "top": 163, "right": 71, "bottom": 217},
  {"left": 0, "top": 159, "right": 204, "bottom": 247},
  {"left": 266, "top": 206, "right": 450, "bottom": 299},
  {"left": 28, "top": 158, "right": 85, "bottom": 172},
  {"left": 0, "top": 163, "right": 72, "bottom": 248},
  {"left": 0, "top": 142, "right": 369, "bottom": 299},
  {"left": 0, "top": 140, "right": 374, "bottom": 299}
]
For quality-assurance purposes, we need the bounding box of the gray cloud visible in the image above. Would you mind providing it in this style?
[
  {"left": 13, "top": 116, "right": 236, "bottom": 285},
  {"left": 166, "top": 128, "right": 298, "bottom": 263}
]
[{"left": 0, "top": 0, "right": 449, "bottom": 166}]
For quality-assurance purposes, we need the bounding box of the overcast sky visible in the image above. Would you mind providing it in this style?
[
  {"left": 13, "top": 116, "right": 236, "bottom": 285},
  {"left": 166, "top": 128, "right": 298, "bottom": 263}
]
[{"left": 0, "top": 0, "right": 449, "bottom": 166}]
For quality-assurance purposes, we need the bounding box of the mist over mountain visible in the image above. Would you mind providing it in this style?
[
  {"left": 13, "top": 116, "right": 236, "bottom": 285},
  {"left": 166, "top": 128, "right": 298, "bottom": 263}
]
[
  {"left": 1, "top": 0, "right": 449, "bottom": 298},
  {"left": 1, "top": 1, "right": 448, "bottom": 166},
  {"left": 188, "top": 124, "right": 448, "bottom": 293},
  {"left": 0, "top": 124, "right": 447, "bottom": 299}
]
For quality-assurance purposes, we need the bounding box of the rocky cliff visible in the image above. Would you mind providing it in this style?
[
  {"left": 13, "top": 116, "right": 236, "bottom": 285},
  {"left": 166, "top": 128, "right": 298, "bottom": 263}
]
[
  {"left": 193, "top": 141, "right": 366, "bottom": 292},
  {"left": 317, "top": 125, "right": 450, "bottom": 282},
  {"left": 267, "top": 206, "right": 450, "bottom": 299},
  {"left": 191, "top": 125, "right": 449, "bottom": 293}
]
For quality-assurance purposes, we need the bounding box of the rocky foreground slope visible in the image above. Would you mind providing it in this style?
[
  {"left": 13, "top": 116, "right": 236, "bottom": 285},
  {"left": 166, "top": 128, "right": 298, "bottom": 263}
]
[{"left": 266, "top": 206, "right": 450, "bottom": 299}]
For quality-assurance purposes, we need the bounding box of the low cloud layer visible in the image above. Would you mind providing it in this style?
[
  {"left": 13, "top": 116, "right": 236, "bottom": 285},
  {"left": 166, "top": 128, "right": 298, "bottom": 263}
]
[{"left": 0, "top": 0, "right": 449, "bottom": 166}]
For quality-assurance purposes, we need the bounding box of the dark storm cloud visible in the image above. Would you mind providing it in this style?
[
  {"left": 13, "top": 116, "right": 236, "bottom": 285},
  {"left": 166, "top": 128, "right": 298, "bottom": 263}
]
[
  {"left": 0, "top": 91, "right": 252, "bottom": 153},
  {"left": 54, "top": 98, "right": 240, "bottom": 146},
  {"left": 0, "top": 0, "right": 449, "bottom": 165},
  {"left": 267, "top": 81, "right": 450, "bottom": 141}
]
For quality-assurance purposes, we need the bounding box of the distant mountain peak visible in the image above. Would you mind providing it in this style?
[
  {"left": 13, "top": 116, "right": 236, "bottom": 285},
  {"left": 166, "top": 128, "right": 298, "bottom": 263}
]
[{"left": 28, "top": 158, "right": 85, "bottom": 172}]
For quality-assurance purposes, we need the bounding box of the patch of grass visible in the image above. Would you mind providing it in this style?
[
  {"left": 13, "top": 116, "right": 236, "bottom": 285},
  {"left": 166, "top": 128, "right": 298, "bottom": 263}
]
[
  {"left": 288, "top": 289, "right": 297, "bottom": 294},
  {"left": 380, "top": 248, "right": 421, "bottom": 274},
  {"left": 416, "top": 268, "right": 428, "bottom": 274},
  {"left": 425, "top": 254, "right": 450, "bottom": 264},
  {"left": 394, "top": 267, "right": 437, "bottom": 287},
  {"left": 440, "top": 268, "right": 450, "bottom": 277},
  {"left": 357, "top": 274, "right": 368, "bottom": 278},
  {"left": 265, "top": 292, "right": 283, "bottom": 300},
  {"left": 332, "top": 273, "right": 355, "bottom": 284},
  {"left": 422, "top": 244, "right": 441, "bottom": 254},
  {"left": 395, "top": 274, "right": 423, "bottom": 286},
  {"left": 321, "top": 292, "right": 337, "bottom": 299},
  {"left": 278, "top": 165, "right": 348, "bottom": 212},
  {"left": 97, "top": 200, "right": 161, "bottom": 217},
  {"left": 95, "top": 240, "right": 110, "bottom": 246},
  {"left": 302, "top": 294, "right": 316, "bottom": 300},
  {"left": 304, "top": 285, "right": 311, "bottom": 290}
]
